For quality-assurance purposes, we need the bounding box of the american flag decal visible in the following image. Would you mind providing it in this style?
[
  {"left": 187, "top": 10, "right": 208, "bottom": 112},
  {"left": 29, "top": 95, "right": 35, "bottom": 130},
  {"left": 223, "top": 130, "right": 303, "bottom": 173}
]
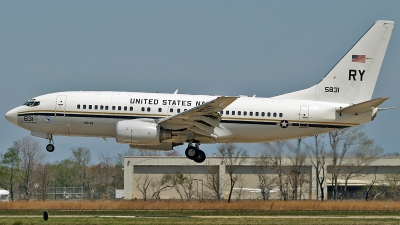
[{"left": 352, "top": 55, "right": 366, "bottom": 63}]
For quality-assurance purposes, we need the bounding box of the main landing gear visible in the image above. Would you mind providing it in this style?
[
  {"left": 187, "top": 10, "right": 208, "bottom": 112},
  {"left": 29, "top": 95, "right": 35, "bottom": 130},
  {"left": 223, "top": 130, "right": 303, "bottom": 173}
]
[
  {"left": 46, "top": 135, "right": 55, "bottom": 152},
  {"left": 185, "top": 142, "right": 206, "bottom": 163}
]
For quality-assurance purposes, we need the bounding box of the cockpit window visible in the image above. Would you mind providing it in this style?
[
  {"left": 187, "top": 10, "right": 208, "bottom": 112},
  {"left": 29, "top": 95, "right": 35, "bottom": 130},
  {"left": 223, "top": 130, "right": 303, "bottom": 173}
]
[{"left": 23, "top": 101, "right": 40, "bottom": 107}]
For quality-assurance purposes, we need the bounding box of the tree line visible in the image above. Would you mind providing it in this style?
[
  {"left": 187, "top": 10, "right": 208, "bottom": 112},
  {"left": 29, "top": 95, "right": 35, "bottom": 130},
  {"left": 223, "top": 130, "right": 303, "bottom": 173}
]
[{"left": 0, "top": 126, "right": 397, "bottom": 201}]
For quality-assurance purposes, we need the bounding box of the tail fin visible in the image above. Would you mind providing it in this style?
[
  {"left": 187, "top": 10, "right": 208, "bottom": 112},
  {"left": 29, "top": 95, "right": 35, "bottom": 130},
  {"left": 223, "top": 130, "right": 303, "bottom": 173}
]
[{"left": 273, "top": 20, "right": 394, "bottom": 104}]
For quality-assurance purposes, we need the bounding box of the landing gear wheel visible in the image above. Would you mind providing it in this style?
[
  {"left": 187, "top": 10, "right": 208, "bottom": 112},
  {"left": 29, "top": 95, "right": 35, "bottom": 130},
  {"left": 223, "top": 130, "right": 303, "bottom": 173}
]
[
  {"left": 185, "top": 146, "right": 198, "bottom": 160},
  {"left": 193, "top": 150, "right": 206, "bottom": 163},
  {"left": 46, "top": 144, "right": 55, "bottom": 152}
]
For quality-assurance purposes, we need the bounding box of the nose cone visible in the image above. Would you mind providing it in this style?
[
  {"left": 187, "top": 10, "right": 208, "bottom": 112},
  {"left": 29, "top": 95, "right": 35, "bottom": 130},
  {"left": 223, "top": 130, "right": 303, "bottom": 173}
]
[{"left": 5, "top": 108, "right": 18, "bottom": 126}]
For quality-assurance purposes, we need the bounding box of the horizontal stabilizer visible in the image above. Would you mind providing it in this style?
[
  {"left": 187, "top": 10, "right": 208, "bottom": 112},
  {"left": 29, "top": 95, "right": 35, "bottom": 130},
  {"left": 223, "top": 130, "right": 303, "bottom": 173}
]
[{"left": 336, "top": 97, "right": 389, "bottom": 115}]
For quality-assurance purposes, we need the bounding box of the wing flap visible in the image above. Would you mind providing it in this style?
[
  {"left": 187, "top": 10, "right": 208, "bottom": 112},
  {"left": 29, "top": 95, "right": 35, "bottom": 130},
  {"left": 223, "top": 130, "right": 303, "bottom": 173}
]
[
  {"left": 158, "top": 96, "right": 237, "bottom": 138},
  {"left": 336, "top": 97, "right": 389, "bottom": 115}
]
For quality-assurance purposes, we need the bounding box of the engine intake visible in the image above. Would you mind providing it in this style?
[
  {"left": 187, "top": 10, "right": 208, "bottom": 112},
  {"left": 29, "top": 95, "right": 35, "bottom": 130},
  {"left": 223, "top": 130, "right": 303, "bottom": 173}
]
[{"left": 116, "top": 120, "right": 172, "bottom": 144}]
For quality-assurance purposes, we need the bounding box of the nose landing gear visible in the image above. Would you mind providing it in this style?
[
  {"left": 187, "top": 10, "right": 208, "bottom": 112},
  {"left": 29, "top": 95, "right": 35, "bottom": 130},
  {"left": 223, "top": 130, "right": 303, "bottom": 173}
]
[
  {"left": 46, "top": 135, "right": 55, "bottom": 152},
  {"left": 185, "top": 142, "right": 206, "bottom": 163}
]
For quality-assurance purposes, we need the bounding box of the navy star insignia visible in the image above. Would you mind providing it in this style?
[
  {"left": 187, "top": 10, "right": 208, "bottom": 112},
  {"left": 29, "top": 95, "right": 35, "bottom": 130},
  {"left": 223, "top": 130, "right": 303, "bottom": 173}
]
[{"left": 280, "top": 120, "right": 289, "bottom": 128}]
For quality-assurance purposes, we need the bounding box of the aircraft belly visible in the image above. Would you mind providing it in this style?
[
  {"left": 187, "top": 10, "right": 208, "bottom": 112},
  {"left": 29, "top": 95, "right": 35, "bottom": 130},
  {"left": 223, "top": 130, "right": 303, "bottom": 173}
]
[
  {"left": 222, "top": 123, "right": 336, "bottom": 143},
  {"left": 67, "top": 117, "right": 115, "bottom": 137}
]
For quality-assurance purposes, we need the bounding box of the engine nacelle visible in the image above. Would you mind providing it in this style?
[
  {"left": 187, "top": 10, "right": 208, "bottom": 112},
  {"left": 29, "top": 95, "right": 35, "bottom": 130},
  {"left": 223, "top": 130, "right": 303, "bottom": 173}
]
[{"left": 116, "top": 120, "right": 171, "bottom": 144}]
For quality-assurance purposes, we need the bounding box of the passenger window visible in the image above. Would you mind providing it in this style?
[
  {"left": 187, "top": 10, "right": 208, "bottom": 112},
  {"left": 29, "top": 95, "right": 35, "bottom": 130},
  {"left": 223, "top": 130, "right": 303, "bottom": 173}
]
[
  {"left": 238, "top": 111, "right": 241, "bottom": 116},
  {"left": 261, "top": 112, "right": 265, "bottom": 117},
  {"left": 147, "top": 107, "right": 151, "bottom": 112},
  {"left": 158, "top": 108, "right": 162, "bottom": 112},
  {"left": 130, "top": 107, "right": 133, "bottom": 111},
  {"left": 141, "top": 107, "right": 145, "bottom": 112},
  {"left": 255, "top": 112, "right": 259, "bottom": 116},
  {"left": 112, "top": 106, "right": 115, "bottom": 110},
  {"left": 267, "top": 112, "right": 271, "bottom": 117},
  {"left": 273, "top": 112, "right": 277, "bottom": 117},
  {"left": 118, "top": 106, "right": 121, "bottom": 111},
  {"left": 279, "top": 113, "right": 283, "bottom": 117},
  {"left": 83, "top": 105, "right": 86, "bottom": 109},
  {"left": 232, "top": 111, "right": 235, "bottom": 116},
  {"left": 100, "top": 105, "right": 104, "bottom": 110},
  {"left": 105, "top": 106, "right": 109, "bottom": 110},
  {"left": 124, "top": 106, "right": 127, "bottom": 111},
  {"left": 244, "top": 111, "right": 247, "bottom": 116},
  {"left": 170, "top": 108, "right": 173, "bottom": 113},
  {"left": 177, "top": 108, "right": 181, "bottom": 113},
  {"left": 95, "top": 105, "right": 98, "bottom": 110},
  {"left": 226, "top": 111, "right": 229, "bottom": 115},
  {"left": 220, "top": 111, "right": 224, "bottom": 115},
  {"left": 250, "top": 112, "right": 253, "bottom": 116},
  {"left": 89, "top": 105, "right": 92, "bottom": 110},
  {"left": 77, "top": 104, "right": 80, "bottom": 109}
]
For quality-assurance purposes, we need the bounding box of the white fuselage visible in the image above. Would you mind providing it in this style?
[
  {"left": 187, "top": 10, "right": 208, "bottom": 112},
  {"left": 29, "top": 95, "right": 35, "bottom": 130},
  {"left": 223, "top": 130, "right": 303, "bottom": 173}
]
[{"left": 8, "top": 91, "right": 374, "bottom": 145}]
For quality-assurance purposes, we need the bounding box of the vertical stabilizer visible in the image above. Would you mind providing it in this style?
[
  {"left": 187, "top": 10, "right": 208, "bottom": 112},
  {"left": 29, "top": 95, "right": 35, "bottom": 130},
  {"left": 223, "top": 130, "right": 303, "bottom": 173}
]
[{"left": 273, "top": 20, "right": 394, "bottom": 104}]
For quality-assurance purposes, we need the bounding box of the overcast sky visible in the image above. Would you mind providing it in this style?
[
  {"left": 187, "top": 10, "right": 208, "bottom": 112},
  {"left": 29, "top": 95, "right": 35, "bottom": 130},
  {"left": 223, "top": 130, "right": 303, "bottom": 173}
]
[{"left": 1, "top": 1, "right": 399, "bottom": 163}]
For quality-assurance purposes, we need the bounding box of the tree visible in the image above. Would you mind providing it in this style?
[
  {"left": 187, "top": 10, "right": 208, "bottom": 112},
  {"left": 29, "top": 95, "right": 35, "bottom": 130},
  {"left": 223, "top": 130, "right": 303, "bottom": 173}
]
[
  {"left": 328, "top": 126, "right": 383, "bottom": 200},
  {"left": 306, "top": 135, "right": 327, "bottom": 201},
  {"left": 33, "top": 162, "right": 53, "bottom": 200},
  {"left": 135, "top": 175, "right": 152, "bottom": 201},
  {"left": 17, "top": 136, "right": 45, "bottom": 200},
  {"left": 1, "top": 142, "right": 21, "bottom": 201},
  {"left": 203, "top": 165, "right": 221, "bottom": 200},
  {"left": 253, "top": 154, "right": 277, "bottom": 201},
  {"left": 99, "top": 153, "right": 114, "bottom": 196},
  {"left": 52, "top": 159, "right": 77, "bottom": 187},
  {"left": 71, "top": 147, "right": 91, "bottom": 197},
  {"left": 218, "top": 145, "right": 248, "bottom": 203}
]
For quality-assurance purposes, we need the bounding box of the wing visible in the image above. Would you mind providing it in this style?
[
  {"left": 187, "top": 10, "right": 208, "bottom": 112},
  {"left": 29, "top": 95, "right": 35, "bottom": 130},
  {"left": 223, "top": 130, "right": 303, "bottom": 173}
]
[{"left": 158, "top": 96, "right": 237, "bottom": 139}]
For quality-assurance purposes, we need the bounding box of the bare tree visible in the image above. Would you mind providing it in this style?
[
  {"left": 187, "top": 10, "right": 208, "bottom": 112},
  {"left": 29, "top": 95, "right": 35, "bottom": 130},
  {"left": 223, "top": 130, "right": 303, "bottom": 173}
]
[
  {"left": 328, "top": 126, "right": 383, "bottom": 200},
  {"left": 233, "top": 174, "right": 249, "bottom": 201},
  {"left": 253, "top": 154, "right": 276, "bottom": 201},
  {"left": 34, "top": 162, "right": 53, "bottom": 200},
  {"left": 151, "top": 175, "right": 174, "bottom": 201},
  {"left": 264, "top": 141, "right": 290, "bottom": 200},
  {"left": 99, "top": 153, "right": 114, "bottom": 195},
  {"left": 287, "top": 139, "right": 308, "bottom": 200},
  {"left": 306, "top": 135, "right": 327, "bottom": 201},
  {"left": 365, "top": 167, "right": 378, "bottom": 201},
  {"left": 218, "top": 145, "right": 248, "bottom": 203},
  {"left": 203, "top": 165, "right": 221, "bottom": 200},
  {"left": 17, "top": 136, "right": 45, "bottom": 200},
  {"left": 135, "top": 174, "right": 152, "bottom": 201}
]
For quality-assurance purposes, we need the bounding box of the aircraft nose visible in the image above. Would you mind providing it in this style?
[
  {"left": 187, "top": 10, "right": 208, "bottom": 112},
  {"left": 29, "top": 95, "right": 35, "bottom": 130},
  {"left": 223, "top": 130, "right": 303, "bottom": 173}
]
[{"left": 5, "top": 108, "right": 18, "bottom": 125}]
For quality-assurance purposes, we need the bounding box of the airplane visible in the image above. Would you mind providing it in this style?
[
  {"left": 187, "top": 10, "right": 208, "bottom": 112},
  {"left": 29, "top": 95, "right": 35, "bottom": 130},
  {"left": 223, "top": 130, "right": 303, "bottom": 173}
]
[{"left": 5, "top": 20, "right": 394, "bottom": 163}]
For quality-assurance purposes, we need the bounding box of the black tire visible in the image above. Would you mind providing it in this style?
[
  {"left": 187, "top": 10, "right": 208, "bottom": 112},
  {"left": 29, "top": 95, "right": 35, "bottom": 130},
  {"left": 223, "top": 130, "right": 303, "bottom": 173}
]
[
  {"left": 46, "top": 144, "right": 55, "bottom": 152},
  {"left": 194, "top": 150, "right": 206, "bottom": 163},
  {"left": 185, "top": 146, "right": 198, "bottom": 160}
]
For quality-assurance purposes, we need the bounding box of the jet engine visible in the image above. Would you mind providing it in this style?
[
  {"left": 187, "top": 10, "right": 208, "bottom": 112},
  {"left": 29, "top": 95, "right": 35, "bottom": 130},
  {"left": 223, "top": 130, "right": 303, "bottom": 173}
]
[{"left": 116, "top": 119, "right": 172, "bottom": 144}]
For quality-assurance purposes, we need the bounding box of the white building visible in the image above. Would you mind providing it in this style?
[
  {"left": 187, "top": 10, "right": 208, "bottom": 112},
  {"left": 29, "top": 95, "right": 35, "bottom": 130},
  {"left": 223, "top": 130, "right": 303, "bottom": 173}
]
[{"left": 123, "top": 156, "right": 400, "bottom": 200}]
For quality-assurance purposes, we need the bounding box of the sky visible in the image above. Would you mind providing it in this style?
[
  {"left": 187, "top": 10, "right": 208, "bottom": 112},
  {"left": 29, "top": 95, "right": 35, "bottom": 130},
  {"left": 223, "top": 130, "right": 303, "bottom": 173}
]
[{"left": 1, "top": 1, "right": 399, "bottom": 163}]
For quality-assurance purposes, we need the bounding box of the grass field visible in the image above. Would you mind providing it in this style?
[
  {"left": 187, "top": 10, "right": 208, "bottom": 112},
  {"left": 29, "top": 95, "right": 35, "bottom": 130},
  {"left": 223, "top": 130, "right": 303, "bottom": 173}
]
[{"left": 1, "top": 200, "right": 400, "bottom": 224}]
